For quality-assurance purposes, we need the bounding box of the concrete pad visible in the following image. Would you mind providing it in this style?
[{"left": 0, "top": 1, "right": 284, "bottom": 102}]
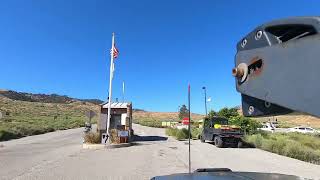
[{"left": 82, "top": 143, "right": 105, "bottom": 150}]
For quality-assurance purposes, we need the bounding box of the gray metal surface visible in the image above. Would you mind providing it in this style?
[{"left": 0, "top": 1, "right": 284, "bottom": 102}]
[
  {"left": 152, "top": 172, "right": 302, "bottom": 180},
  {"left": 234, "top": 16, "right": 320, "bottom": 117},
  {"left": 236, "top": 16, "right": 320, "bottom": 51}
]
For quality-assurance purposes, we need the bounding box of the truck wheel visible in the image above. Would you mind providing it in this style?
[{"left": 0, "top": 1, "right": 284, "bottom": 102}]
[
  {"left": 200, "top": 135, "right": 205, "bottom": 143},
  {"left": 237, "top": 141, "right": 243, "bottom": 148},
  {"left": 214, "top": 136, "right": 223, "bottom": 148}
]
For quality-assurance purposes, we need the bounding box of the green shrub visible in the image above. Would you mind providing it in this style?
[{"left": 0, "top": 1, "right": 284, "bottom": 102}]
[
  {"left": 165, "top": 128, "right": 178, "bottom": 137},
  {"left": 0, "top": 129, "right": 21, "bottom": 141},
  {"left": 287, "top": 133, "right": 320, "bottom": 150},
  {"left": 260, "top": 138, "right": 286, "bottom": 155},
  {"left": 245, "top": 134, "right": 264, "bottom": 148},
  {"left": 245, "top": 132, "right": 320, "bottom": 165},
  {"left": 283, "top": 141, "right": 320, "bottom": 164},
  {"left": 166, "top": 128, "right": 190, "bottom": 140},
  {"left": 191, "top": 128, "right": 201, "bottom": 139},
  {"left": 84, "top": 132, "right": 101, "bottom": 144},
  {"left": 176, "top": 128, "right": 189, "bottom": 140},
  {"left": 229, "top": 115, "right": 261, "bottom": 135}
]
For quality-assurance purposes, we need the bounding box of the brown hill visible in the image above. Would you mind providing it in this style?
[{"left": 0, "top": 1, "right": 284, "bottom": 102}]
[
  {"left": 237, "top": 106, "right": 320, "bottom": 128},
  {"left": 133, "top": 111, "right": 204, "bottom": 122},
  {"left": 252, "top": 112, "right": 320, "bottom": 128}
]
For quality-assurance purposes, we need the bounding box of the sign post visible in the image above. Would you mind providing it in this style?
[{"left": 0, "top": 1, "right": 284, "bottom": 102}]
[{"left": 85, "top": 110, "right": 96, "bottom": 124}]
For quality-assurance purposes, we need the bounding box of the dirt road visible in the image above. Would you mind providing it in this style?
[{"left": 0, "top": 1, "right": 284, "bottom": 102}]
[{"left": 0, "top": 124, "right": 319, "bottom": 180}]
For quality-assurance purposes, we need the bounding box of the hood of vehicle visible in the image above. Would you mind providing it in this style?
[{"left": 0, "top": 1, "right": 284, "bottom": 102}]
[{"left": 151, "top": 171, "right": 303, "bottom": 180}]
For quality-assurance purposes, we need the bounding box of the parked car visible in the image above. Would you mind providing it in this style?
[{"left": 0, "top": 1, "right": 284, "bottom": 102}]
[
  {"left": 258, "top": 122, "right": 275, "bottom": 132},
  {"left": 289, "top": 126, "right": 318, "bottom": 134}
]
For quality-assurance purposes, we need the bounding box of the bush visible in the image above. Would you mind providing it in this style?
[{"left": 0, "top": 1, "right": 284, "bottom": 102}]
[
  {"left": 84, "top": 132, "right": 101, "bottom": 144},
  {"left": 191, "top": 128, "right": 201, "bottom": 139},
  {"left": 245, "top": 132, "right": 320, "bottom": 164},
  {"left": 245, "top": 134, "right": 264, "bottom": 148},
  {"left": 165, "top": 128, "right": 178, "bottom": 137},
  {"left": 176, "top": 128, "right": 189, "bottom": 140},
  {"left": 229, "top": 116, "right": 261, "bottom": 135},
  {"left": 0, "top": 129, "right": 21, "bottom": 141},
  {"left": 166, "top": 128, "right": 190, "bottom": 140},
  {"left": 284, "top": 141, "right": 320, "bottom": 164}
]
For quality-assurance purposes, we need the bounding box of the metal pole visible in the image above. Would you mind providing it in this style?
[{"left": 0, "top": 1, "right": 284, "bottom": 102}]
[
  {"left": 106, "top": 33, "right": 115, "bottom": 141},
  {"left": 122, "top": 81, "right": 125, "bottom": 102},
  {"left": 203, "top": 87, "right": 207, "bottom": 116},
  {"left": 188, "top": 84, "right": 191, "bottom": 173}
]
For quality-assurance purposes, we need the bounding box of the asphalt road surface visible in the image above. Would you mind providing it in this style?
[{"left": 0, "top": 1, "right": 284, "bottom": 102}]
[{"left": 1, "top": 124, "right": 319, "bottom": 180}]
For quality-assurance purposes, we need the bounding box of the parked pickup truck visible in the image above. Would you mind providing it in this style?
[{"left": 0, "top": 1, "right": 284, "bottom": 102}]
[{"left": 200, "top": 117, "right": 244, "bottom": 148}]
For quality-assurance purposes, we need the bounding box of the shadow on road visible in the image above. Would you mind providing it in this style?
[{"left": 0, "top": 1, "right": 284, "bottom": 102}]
[
  {"left": 207, "top": 141, "right": 255, "bottom": 148},
  {"left": 133, "top": 135, "right": 168, "bottom": 142}
]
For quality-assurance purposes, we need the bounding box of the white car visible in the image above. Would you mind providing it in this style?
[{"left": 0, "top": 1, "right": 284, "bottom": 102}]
[
  {"left": 258, "top": 122, "right": 275, "bottom": 132},
  {"left": 289, "top": 127, "right": 318, "bottom": 134},
  {"left": 258, "top": 125, "right": 275, "bottom": 132}
]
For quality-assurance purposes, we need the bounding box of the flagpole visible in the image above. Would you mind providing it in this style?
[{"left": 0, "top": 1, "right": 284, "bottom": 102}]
[
  {"left": 106, "top": 32, "right": 115, "bottom": 141},
  {"left": 122, "top": 81, "right": 125, "bottom": 103},
  {"left": 188, "top": 84, "right": 191, "bottom": 173}
]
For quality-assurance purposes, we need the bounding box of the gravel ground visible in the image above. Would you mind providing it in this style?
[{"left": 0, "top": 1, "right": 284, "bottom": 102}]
[{"left": 0, "top": 124, "right": 319, "bottom": 180}]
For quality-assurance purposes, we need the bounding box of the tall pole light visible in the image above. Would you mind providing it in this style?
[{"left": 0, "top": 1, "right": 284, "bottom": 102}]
[
  {"left": 202, "top": 86, "right": 207, "bottom": 116},
  {"left": 188, "top": 84, "right": 191, "bottom": 173}
]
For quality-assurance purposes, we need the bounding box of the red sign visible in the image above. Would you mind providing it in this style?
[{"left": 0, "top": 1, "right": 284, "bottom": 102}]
[{"left": 182, "top": 117, "right": 190, "bottom": 125}]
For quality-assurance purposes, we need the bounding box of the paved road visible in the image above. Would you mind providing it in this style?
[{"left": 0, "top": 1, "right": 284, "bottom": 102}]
[{"left": 0, "top": 124, "right": 319, "bottom": 180}]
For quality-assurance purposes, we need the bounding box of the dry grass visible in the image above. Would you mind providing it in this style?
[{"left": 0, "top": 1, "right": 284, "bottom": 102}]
[{"left": 84, "top": 132, "right": 101, "bottom": 144}]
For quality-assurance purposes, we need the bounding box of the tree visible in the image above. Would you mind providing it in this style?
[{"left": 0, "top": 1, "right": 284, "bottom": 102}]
[
  {"left": 217, "top": 107, "right": 238, "bottom": 118},
  {"left": 207, "top": 110, "right": 217, "bottom": 119},
  {"left": 229, "top": 115, "right": 262, "bottom": 135},
  {"left": 178, "top": 105, "right": 189, "bottom": 120}
]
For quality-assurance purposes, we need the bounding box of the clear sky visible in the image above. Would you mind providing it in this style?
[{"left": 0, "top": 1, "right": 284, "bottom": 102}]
[{"left": 1, "top": 0, "right": 319, "bottom": 114}]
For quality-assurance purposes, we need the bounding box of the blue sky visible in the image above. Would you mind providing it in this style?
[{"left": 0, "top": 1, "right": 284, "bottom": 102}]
[{"left": 0, "top": 0, "right": 319, "bottom": 114}]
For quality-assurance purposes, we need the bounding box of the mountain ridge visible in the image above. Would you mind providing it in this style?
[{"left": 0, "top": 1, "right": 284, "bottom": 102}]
[{"left": 0, "top": 90, "right": 103, "bottom": 105}]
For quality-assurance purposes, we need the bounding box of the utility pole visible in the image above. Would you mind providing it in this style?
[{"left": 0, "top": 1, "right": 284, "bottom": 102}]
[{"left": 202, "top": 86, "right": 207, "bottom": 116}]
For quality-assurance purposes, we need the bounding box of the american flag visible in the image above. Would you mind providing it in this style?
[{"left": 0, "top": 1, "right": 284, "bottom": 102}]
[{"left": 110, "top": 44, "right": 119, "bottom": 59}]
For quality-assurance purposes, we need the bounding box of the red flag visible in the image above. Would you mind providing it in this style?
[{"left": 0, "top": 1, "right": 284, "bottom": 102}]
[{"left": 110, "top": 44, "right": 119, "bottom": 59}]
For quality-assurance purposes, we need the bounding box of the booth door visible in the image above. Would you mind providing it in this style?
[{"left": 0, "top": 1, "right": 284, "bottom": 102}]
[{"left": 110, "top": 115, "right": 121, "bottom": 129}]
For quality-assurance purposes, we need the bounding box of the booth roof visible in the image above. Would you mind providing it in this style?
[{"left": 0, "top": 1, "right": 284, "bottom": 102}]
[{"left": 102, "top": 102, "right": 129, "bottom": 109}]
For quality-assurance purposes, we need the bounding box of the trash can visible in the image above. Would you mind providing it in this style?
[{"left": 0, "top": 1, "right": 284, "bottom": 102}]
[{"left": 101, "top": 133, "right": 108, "bottom": 144}]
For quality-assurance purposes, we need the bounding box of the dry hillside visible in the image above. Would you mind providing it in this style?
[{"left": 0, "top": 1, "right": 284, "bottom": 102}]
[
  {"left": 0, "top": 95, "right": 100, "bottom": 141},
  {"left": 132, "top": 110, "right": 204, "bottom": 128},
  {"left": 237, "top": 107, "right": 320, "bottom": 128},
  {"left": 253, "top": 112, "right": 320, "bottom": 128},
  {"left": 133, "top": 111, "right": 204, "bottom": 121}
]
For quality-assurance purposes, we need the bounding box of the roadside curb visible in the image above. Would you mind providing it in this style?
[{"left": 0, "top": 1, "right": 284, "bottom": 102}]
[
  {"left": 106, "top": 142, "right": 132, "bottom": 149},
  {"left": 82, "top": 143, "right": 105, "bottom": 150},
  {"left": 82, "top": 143, "right": 133, "bottom": 149}
]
